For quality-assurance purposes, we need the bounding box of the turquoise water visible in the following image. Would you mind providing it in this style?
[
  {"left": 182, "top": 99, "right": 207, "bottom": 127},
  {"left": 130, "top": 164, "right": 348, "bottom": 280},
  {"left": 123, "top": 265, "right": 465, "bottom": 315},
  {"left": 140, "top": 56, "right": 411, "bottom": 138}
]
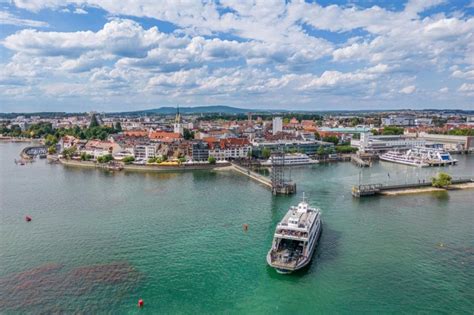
[{"left": 1, "top": 142, "right": 473, "bottom": 314}]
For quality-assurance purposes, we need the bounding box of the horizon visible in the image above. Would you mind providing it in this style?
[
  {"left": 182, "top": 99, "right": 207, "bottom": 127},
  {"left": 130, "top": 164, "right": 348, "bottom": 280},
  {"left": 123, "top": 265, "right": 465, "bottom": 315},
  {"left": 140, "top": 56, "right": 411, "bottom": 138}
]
[{"left": 1, "top": 1, "right": 474, "bottom": 112}]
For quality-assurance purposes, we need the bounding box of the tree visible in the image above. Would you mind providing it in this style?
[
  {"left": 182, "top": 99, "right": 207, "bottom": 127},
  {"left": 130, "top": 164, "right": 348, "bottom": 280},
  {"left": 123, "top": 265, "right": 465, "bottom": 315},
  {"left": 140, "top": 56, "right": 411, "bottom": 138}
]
[
  {"left": 97, "top": 154, "right": 113, "bottom": 163},
  {"left": 45, "top": 134, "right": 58, "bottom": 146},
  {"left": 335, "top": 145, "right": 358, "bottom": 153},
  {"left": 322, "top": 135, "right": 339, "bottom": 145},
  {"left": 432, "top": 172, "right": 452, "bottom": 188},
  {"left": 262, "top": 147, "right": 271, "bottom": 159},
  {"left": 89, "top": 114, "right": 100, "bottom": 128},
  {"left": 48, "top": 145, "right": 57, "bottom": 154},
  {"left": 114, "top": 122, "right": 122, "bottom": 132},
  {"left": 122, "top": 156, "right": 135, "bottom": 164},
  {"left": 317, "top": 146, "right": 326, "bottom": 156},
  {"left": 62, "top": 147, "right": 77, "bottom": 159},
  {"left": 314, "top": 132, "right": 321, "bottom": 140},
  {"left": 208, "top": 156, "right": 216, "bottom": 164},
  {"left": 382, "top": 127, "right": 404, "bottom": 135},
  {"left": 80, "top": 152, "right": 93, "bottom": 161},
  {"left": 183, "top": 128, "right": 195, "bottom": 140}
]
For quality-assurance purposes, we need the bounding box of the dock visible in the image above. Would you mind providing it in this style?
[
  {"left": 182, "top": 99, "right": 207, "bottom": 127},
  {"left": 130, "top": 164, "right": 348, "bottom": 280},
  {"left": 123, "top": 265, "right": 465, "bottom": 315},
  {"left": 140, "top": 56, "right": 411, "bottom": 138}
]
[
  {"left": 230, "top": 162, "right": 273, "bottom": 189},
  {"left": 352, "top": 176, "right": 474, "bottom": 197},
  {"left": 351, "top": 154, "right": 371, "bottom": 167}
]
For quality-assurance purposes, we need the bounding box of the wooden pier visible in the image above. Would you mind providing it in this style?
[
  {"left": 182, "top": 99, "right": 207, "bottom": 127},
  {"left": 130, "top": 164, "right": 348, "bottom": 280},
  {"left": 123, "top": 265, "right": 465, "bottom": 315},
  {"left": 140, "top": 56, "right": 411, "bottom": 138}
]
[{"left": 352, "top": 176, "right": 474, "bottom": 197}]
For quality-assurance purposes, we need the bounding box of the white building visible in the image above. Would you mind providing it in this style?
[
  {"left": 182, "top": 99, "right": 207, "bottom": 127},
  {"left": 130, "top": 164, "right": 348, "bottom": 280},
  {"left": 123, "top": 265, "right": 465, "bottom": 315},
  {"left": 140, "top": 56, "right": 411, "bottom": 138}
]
[
  {"left": 382, "top": 115, "right": 415, "bottom": 126},
  {"left": 351, "top": 132, "right": 425, "bottom": 153},
  {"left": 134, "top": 145, "right": 157, "bottom": 161},
  {"left": 272, "top": 117, "right": 283, "bottom": 135}
]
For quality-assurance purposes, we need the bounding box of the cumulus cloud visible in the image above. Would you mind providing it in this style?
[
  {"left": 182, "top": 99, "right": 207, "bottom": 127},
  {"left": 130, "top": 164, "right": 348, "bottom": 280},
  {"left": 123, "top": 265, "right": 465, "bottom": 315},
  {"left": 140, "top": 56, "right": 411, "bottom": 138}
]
[
  {"left": 1, "top": 1, "right": 474, "bottom": 110},
  {"left": 399, "top": 85, "right": 416, "bottom": 94}
]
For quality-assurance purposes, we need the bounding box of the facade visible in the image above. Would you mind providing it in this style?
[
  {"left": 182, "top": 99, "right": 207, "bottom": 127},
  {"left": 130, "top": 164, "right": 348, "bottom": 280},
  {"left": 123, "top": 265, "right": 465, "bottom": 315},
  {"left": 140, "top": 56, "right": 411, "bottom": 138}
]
[
  {"left": 352, "top": 132, "right": 425, "bottom": 153},
  {"left": 382, "top": 115, "right": 415, "bottom": 126},
  {"left": 134, "top": 145, "right": 157, "bottom": 160},
  {"left": 416, "top": 133, "right": 474, "bottom": 152},
  {"left": 191, "top": 141, "right": 210, "bottom": 161},
  {"left": 252, "top": 140, "right": 333, "bottom": 157},
  {"left": 272, "top": 117, "right": 283, "bottom": 135},
  {"left": 82, "top": 140, "right": 121, "bottom": 158},
  {"left": 208, "top": 138, "right": 251, "bottom": 161}
]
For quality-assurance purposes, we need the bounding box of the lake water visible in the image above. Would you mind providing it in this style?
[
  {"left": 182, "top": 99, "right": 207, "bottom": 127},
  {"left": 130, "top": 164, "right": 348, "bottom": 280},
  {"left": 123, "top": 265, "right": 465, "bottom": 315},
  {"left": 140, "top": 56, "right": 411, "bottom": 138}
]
[{"left": 1, "top": 142, "right": 473, "bottom": 314}]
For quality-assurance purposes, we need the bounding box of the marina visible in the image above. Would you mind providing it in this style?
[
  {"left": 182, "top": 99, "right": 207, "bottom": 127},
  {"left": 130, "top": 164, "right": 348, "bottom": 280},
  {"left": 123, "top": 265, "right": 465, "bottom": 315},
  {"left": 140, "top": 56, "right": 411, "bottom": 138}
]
[{"left": 1, "top": 142, "right": 473, "bottom": 313}]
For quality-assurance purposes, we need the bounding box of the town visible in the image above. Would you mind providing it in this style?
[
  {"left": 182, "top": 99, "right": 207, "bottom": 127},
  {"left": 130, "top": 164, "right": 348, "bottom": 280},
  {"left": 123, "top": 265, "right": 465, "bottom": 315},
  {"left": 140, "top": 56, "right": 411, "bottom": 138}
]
[{"left": 1, "top": 108, "right": 473, "bottom": 170}]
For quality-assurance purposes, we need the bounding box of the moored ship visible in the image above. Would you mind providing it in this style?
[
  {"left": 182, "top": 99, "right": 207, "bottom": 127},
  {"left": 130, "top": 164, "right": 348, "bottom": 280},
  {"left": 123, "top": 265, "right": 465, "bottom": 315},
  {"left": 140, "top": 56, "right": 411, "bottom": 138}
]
[
  {"left": 261, "top": 153, "right": 318, "bottom": 166},
  {"left": 380, "top": 146, "right": 457, "bottom": 167},
  {"left": 267, "top": 193, "right": 322, "bottom": 274}
]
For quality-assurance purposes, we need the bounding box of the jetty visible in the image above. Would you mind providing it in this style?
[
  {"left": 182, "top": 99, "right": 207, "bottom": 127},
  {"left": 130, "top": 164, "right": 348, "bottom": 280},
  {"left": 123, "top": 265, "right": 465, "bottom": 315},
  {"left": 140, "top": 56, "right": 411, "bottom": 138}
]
[
  {"left": 352, "top": 176, "right": 474, "bottom": 197},
  {"left": 351, "top": 154, "right": 371, "bottom": 167},
  {"left": 230, "top": 162, "right": 272, "bottom": 189}
]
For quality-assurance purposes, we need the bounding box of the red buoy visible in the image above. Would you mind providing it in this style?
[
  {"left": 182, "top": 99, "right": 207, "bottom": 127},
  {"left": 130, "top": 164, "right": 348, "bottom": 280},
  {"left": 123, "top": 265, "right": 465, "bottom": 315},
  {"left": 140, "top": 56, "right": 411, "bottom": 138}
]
[
  {"left": 25, "top": 215, "right": 32, "bottom": 222},
  {"left": 138, "top": 299, "right": 144, "bottom": 307}
]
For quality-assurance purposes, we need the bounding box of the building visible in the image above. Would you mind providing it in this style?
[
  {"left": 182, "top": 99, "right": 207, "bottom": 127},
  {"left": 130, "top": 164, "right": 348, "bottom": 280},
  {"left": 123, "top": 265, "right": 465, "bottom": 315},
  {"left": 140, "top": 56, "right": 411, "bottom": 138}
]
[
  {"left": 82, "top": 140, "right": 121, "bottom": 158},
  {"left": 351, "top": 132, "right": 425, "bottom": 153},
  {"left": 173, "top": 107, "right": 184, "bottom": 135},
  {"left": 272, "top": 117, "right": 283, "bottom": 135},
  {"left": 134, "top": 145, "right": 157, "bottom": 160},
  {"left": 416, "top": 133, "right": 474, "bottom": 152},
  {"left": 382, "top": 115, "right": 415, "bottom": 126},
  {"left": 149, "top": 131, "right": 181, "bottom": 142},
  {"left": 208, "top": 138, "right": 251, "bottom": 161},
  {"left": 191, "top": 141, "right": 209, "bottom": 161},
  {"left": 252, "top": 139, "right": 333, "bottom": 157}
]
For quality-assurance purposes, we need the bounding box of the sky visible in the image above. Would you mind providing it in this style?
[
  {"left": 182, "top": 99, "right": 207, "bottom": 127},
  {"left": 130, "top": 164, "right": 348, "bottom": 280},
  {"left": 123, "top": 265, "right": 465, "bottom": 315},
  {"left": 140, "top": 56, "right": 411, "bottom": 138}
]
[{"left": 0, "top": 0, "right": 473, "bottom": 112}]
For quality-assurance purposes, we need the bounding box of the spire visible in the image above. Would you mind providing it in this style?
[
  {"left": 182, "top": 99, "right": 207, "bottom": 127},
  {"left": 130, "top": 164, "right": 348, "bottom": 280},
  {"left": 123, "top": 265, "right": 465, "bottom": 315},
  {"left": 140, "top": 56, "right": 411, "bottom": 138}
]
[{"left": 175, "top": 105, "right": 181, "bottom": 123}]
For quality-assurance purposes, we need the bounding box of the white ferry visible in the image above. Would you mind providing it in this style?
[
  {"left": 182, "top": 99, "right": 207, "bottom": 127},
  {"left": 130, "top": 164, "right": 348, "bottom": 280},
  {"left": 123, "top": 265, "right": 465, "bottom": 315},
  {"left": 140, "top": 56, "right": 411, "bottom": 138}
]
[
  {"left": 379, "top": 150, "right": 429, "bottom": 167},
  {"left": 267, "top": 194, "right": 322, "bottom": 274},
  {"left": 380, "top": 146, "right": 457, "bottom": 167},
  {"left": 261, "top": 153, "right": 318, "bottom": 166}
]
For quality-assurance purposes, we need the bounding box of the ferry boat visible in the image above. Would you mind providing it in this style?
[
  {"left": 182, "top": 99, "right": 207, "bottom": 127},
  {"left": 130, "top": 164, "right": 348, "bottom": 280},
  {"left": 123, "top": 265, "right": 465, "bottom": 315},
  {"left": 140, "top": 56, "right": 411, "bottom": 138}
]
[
  {"left": 380, "top": 146, "right": 457, "bottom": 167},
  {"left": 261, "top": 153, "right": 318, "bottom": 166},
  {"left": 267, "top": 193, "right": 322, "bottom": 274}
]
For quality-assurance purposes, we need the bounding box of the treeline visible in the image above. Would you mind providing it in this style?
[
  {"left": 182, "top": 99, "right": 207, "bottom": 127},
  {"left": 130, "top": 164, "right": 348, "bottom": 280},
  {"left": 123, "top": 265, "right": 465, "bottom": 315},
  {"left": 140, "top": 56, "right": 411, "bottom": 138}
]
[
  {"left": 1, "top": 120, "right": 121, "bottom": 142},
  {"left": 428, "top": 128, "right": 474, "bottom": 136},
  {"left": 371, "top": 126, "right": 404, "bottom": 135}
]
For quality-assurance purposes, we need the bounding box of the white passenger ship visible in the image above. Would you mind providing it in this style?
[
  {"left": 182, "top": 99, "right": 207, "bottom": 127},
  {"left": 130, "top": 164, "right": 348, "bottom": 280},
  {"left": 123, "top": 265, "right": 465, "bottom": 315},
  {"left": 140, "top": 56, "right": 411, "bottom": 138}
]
[
  {"left": 267, "top": 194, "right": 322, "bottom": 274},
  {"left": 261, "top": 153, "right": 318, "bottom": 166},
  {"left": 380, "top": 146, "right": 457, "bottom": 167}
]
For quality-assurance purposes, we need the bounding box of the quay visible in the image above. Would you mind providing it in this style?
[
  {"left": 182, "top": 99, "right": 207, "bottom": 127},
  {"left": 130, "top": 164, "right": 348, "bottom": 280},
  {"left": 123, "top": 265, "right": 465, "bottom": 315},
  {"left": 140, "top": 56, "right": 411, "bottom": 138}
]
[
  {"left": 230, "top": 162, "right": 272, "bottom": 189},
  {"left": 20, "top": 145, "right": 47, "bottom": 159},
  {"left": 352, "top": 176, "right": 474, "bottom": 197},
  {"left": 351, "top": 154, "right": 371, "bottom": 167}
]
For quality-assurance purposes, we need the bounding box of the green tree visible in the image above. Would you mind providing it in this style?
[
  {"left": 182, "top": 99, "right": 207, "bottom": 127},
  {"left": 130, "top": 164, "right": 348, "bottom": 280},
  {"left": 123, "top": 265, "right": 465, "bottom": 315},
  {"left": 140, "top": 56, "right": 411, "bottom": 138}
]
[
  {"left": 262, "top": 147, "right": 271, "bottom": 159},
  {"left": 382, "top": 126, "right": 404, "bottom": 135},
  {"left": 208, "top": 156, "right": 216, "bottom": 164},
  {"left": 80, "top": 152, "right": 93, "bottom": 161},
  {"left": 114, "top": 121, "right": 122, "bottom": 132},
  {"left": 122, "top": 156, "right": 135, "bottom": 164},
  {"left": 335, "top": 145, "right": 358, "bottom": 153},
  {"left": 322, "top": 135, "right": 339, "bottom": 145},
  {"left": 62, "top": 147, "right": 77, "bottom": 159},
  {"left": 48, "top": 145, "right": 57, "bottom": 154},
  {"left": 89, "top": 114, "right": 100, "bottom": 128},
  {"left": 314, "top": 131, "right": 321, "bottom": 140},
  {"left": 97, "top": 154, "right": 113, "bottom": 163},
  {"left": 183, "top": 128, "right": 195, "bottom": 140},
  {"left": 431, "top": 172, "right": 452, "bottom": 188}
]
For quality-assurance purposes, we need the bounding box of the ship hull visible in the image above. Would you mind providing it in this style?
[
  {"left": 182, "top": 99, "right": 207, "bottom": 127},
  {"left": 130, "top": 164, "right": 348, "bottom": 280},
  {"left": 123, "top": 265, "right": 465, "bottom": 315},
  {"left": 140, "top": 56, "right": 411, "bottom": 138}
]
[
  {"left": 267, "top": 221, "right": 322, "bottom": 274},
  {"left": 379, "top": 155, "right": 428, "bottom": 167}
]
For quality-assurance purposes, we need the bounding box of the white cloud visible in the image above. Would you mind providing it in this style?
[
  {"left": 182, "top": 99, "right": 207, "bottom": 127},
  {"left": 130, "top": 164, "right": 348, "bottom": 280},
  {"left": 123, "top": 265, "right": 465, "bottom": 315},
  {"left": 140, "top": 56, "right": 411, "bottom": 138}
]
[
  {"left": 0, "top": 11, "right": 48, "bottom": 27},
  {"left": 399, "top": 85, "right": 416, "bottom": 94},
  {"left": 73, "top": 8, "right": 87, "bottom": 14},
  {"left": 439, "top": 87, "right": 449, "bottom": 93},
  {"left": 458, "top": 83, "right": 474, "bottom": 92}
]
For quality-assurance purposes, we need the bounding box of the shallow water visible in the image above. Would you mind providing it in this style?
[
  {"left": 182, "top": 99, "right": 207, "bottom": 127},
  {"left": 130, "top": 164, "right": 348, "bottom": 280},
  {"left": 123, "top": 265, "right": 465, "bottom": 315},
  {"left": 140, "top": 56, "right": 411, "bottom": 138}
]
[{"left": 1, "top": 142, "right": 473, "bottom": 313}]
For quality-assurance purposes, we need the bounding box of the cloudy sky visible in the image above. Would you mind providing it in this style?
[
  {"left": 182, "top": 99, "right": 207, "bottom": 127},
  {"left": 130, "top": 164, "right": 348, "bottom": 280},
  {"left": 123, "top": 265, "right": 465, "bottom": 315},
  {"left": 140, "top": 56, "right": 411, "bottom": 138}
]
[{"left": 1, "top": 0, "right": 473, "bottom": 112}]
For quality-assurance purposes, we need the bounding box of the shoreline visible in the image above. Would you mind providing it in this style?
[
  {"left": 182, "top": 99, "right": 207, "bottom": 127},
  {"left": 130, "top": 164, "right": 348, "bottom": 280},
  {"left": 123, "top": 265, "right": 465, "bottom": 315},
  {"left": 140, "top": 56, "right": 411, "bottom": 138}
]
[
  {"left": 58, "top": 158, "right": 231, "bottom": 172},
  {"left": 380, "top": 182, "right": 474, "bottom": 196}
]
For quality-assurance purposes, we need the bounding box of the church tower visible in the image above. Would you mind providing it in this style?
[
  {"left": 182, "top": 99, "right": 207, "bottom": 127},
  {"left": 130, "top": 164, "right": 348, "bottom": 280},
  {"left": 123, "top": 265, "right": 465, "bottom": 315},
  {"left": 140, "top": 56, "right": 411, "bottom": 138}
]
[{"left": 173, "top": 105, "right": 184, "bottom": 135}]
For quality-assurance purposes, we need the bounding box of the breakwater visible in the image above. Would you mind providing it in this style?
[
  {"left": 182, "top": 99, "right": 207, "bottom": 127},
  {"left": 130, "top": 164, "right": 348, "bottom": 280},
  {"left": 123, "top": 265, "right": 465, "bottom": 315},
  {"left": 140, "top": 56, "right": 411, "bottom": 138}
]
[{"left": 352, "top": 176, "right": 474, "bottom": 197}]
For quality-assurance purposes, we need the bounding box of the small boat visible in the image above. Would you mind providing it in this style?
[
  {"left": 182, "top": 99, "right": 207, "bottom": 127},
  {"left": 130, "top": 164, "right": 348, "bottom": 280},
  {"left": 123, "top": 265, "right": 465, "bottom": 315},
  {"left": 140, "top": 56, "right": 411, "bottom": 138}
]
[{"left": 267, "top": 193, "right": 322, "bottom": 274}]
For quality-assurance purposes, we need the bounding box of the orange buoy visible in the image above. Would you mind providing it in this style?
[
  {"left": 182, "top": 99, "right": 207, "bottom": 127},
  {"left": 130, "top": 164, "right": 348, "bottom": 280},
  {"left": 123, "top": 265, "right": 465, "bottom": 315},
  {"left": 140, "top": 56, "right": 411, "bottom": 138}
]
[
  {"left": 243, "top": 223, "right": 249, "bottom": 231},
  {"left": 25, "top": 215, "right": 32, "bottom": 222},
  {"left": 138, "top": 299, "right": 144, "bottom": 307}
]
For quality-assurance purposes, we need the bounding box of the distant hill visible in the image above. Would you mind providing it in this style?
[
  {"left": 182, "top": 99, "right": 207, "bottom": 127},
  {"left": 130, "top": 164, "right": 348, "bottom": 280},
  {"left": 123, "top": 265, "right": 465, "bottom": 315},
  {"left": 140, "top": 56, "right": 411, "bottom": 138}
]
[{"left": 117, "top": 105, "right": 265, "bottom": 115}]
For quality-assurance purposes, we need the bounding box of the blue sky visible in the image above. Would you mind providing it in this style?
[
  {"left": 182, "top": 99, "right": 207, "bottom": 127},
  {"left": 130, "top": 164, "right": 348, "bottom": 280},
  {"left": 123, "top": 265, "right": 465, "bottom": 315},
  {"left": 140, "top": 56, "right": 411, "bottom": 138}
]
[{"left": 0, "top": 0, "right": 473, "bottom": 112}]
